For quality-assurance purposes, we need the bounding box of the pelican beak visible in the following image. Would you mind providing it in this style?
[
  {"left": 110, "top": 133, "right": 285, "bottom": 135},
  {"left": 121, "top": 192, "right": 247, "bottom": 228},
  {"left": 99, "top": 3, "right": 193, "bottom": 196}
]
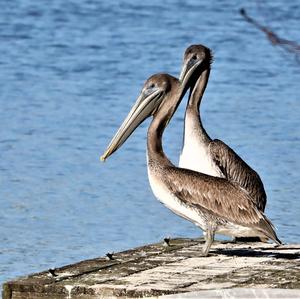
[
  {"left": 179, "top": 58, "right": 203, "bottom": 89},
  {"left": 101, "top": 88, "right": 162, "bottom": 161}
]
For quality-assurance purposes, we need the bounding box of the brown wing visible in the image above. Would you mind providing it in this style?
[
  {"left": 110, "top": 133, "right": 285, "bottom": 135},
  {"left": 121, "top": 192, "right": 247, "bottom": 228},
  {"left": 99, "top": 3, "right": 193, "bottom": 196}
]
[
  {"left": 209, "top": 139, "right": 266, "bottom": 212},
  {"left": 163, "top": 166, "right": 280, "bottom": 243}
]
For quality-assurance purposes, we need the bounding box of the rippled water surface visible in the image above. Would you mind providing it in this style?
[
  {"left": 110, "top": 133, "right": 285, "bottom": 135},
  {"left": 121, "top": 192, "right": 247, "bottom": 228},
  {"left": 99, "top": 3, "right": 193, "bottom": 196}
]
[{"left": 1, "top": 0, "right": 299, "bottom": 287}]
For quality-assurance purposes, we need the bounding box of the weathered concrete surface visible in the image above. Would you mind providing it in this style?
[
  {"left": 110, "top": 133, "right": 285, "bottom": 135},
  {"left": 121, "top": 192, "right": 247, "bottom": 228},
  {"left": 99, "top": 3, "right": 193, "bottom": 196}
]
[
  {"left": 160, "top": 288, "right": 300, "bottom": 298},
  {"left": 2, "top": 238, "right": 300, "bottom": 299}
]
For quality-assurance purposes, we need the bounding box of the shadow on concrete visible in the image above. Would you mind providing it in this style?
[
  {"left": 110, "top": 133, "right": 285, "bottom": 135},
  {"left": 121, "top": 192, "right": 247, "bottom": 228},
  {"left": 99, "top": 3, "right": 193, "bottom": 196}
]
[{"left": 214, "top": 247, "right": 299, "bottom": 260}]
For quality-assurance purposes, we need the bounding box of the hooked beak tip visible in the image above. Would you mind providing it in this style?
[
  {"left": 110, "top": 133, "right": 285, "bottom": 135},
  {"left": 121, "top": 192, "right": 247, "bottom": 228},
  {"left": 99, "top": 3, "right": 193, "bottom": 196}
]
[{"left": 100, "top": 153, "right": 107, "bottom": 162}]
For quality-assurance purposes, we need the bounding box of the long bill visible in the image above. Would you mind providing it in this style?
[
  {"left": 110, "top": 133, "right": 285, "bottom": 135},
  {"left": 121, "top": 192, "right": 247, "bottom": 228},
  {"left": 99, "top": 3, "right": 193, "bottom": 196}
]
[
  {"left": 179, "top": 58, "right": 203, "bottom": 89},
  {"left": 100, "top": 89, "right": 163, "bottom": 161}
]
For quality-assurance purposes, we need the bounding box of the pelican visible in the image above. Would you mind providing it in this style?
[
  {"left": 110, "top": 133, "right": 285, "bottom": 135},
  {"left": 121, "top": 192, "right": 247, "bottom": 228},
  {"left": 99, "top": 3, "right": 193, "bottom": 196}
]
[
  {"left": 179, "top": 45, "right": 267, "bottom": 213},
  {"left": 101, "top": 73, "right": 281, "bottom": 256}
]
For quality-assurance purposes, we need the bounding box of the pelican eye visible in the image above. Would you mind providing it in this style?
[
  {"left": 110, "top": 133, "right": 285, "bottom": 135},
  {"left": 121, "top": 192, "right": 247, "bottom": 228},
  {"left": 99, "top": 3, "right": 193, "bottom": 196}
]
[
  {"left": 191, "top": 54, "right": 198, "bottom": 60},
  {"left": 144, "top": 83, "right": 157, "bottom": 96}
]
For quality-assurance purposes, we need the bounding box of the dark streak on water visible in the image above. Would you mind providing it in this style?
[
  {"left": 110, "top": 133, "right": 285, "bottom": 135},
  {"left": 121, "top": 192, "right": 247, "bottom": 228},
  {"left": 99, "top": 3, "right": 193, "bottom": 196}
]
[{"left": 0, "top": 0, "right": 299, "bottom": 287}]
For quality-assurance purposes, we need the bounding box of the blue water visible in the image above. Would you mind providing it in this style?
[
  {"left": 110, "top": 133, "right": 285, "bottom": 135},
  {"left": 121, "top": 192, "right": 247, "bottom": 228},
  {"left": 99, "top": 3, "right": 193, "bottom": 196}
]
[{"left": 1, "top": 0, "right": 299, "bottom": 288}]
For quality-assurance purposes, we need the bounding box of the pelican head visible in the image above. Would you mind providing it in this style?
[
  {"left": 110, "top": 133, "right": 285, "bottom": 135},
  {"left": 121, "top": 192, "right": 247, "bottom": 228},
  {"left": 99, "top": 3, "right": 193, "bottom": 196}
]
[
  {"left": 101, "top": 74, "right": 177, "bottom": 161},
  {"left": 179, "top": 44, "right": 213, "bottom": 88}
]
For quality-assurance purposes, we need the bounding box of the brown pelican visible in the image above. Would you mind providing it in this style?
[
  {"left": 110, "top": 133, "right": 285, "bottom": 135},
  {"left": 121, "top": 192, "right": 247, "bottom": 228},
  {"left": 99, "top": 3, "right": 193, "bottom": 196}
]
[
  {"left": 101, "top": 73, "right": 281, "bottom": 256},
  {"left": 179, "top": 45, "right": 267, "bottom": 213}
]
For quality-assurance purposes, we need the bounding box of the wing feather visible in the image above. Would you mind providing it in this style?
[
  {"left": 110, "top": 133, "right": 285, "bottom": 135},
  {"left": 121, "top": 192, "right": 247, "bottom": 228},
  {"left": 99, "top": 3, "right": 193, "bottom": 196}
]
[
  {"left": 209, "top": 139, "right": 266, "bottom": 211},
  {"left": 162, "top": 166, "right": 280, "bottom": 243}
]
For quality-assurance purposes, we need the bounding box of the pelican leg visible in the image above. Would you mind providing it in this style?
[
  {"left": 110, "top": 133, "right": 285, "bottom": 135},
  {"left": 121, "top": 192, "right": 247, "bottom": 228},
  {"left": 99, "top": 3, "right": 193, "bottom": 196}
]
[{"left": 201, "top": 229, "right": 215, "bottom": 256}]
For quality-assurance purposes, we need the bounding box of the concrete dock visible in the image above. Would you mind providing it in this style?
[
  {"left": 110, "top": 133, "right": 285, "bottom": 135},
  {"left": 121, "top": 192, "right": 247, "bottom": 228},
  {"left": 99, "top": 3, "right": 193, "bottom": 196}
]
[{"left": 2, "top": 238, "right": 300, "bottom": 298}]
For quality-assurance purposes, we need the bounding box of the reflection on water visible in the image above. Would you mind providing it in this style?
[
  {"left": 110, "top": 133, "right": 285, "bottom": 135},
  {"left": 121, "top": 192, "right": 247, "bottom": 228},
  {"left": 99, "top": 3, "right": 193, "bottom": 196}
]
[{"left": 0, "top": 0, "right": 299, "bottom": 287}]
